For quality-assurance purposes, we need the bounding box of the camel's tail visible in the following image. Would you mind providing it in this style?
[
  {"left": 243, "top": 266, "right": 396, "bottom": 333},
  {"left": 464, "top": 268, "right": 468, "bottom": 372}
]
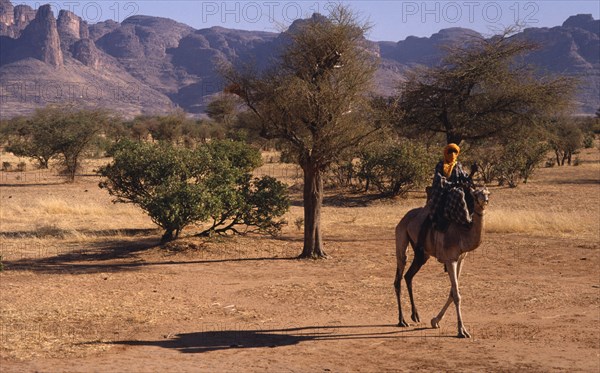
[{"left": 395, "top": 221, "right": 409, "bottom": 270}]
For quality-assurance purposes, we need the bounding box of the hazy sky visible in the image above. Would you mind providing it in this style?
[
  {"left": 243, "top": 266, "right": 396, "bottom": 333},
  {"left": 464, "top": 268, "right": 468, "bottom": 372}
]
[{"left": 14, "top": 1, "right": 600, "bottom": 41}]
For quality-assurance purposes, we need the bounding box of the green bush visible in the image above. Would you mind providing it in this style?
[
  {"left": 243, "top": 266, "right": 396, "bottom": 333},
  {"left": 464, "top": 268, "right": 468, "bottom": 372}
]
[
  {"left": 583, "top": 133, "right": 594, "bottom": 149},
  {"left": 99, "top": 140, "right": 289, "bottom": 241},
  {"left": 497, "top": 139, "right": 549, "bottom": 187},
  {"left": 327, "top": 161, "right": 355, "bottom": 188},
  {"left": 99, "top": 140, "right": 209, "bottom": 241},
  {"left": 199, "top": 140, "right": 288, "bottom": 236},
  {"left": 465, "top": 144, "right": 502, "bottom": 184},
  {"left": 357, "top": 141, "right": 433, "bottom": 197},
  {"left": 237, "top": 176, "right": 291, "bottom": 236}
]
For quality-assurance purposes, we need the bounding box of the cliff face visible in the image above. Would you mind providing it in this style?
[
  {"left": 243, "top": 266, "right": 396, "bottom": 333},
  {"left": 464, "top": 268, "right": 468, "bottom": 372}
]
[
  {"left": 13, "top": 4, "right": 36, "bottom": 30},
  {"left": 379, "top": 28, "right": 483, "bottom": 67},
  {"left": 56, "top": 10, "right": 89, "bottom": 48},
  {"left": 0, "top": 0, "right": 13, "bottom": 26},
  {"left": 563, "top": 14, "right": 600, "bottom": 35},
  {"left": 0, "top": 0, "right": 598, "bottom": 117},
  {"left": 511, "top": 15, "right": 599, "bottom": 112},
  {"left": 0, "top": 1, "right": 34, "bottom": 38},
  {"left": 95, "top": 15, "right": 194, "bottom": 60},
  {"left": 71, "top": 38, "right": 100, "bottom": 68},
  {"left": 0, "top": 2, "right": 173, "bottom": 118},
  {"left": 3, "top": 4, "right": 64, "bottom": 66}
]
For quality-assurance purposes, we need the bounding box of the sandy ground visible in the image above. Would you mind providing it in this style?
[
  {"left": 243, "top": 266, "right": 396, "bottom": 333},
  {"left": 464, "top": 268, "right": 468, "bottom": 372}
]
[{"left": 0, "top": 149, "right": 599, "bottom": 372}]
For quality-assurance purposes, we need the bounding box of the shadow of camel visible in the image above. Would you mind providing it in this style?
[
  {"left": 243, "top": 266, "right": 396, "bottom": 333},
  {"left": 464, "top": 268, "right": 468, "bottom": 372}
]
[{"left": 110, "top": 324, "right": 444, "bottom": 353}]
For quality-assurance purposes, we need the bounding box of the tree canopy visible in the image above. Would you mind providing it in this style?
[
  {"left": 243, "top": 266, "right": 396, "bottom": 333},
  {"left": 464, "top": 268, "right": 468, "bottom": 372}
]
[
  {"left": 6, "top": 106, "right": 110, "bottom": 181},
  {"left": 397, "top": 30, "right": 576, "bottom": 145}
]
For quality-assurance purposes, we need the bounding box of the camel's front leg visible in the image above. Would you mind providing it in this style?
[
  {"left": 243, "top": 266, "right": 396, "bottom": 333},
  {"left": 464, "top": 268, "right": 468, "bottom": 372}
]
[
  {"left": 431, "top": 256, "right": 465, "bottom": 330},
  {"left": 447, "top": 260, "right": 470, "bottom": 338}
]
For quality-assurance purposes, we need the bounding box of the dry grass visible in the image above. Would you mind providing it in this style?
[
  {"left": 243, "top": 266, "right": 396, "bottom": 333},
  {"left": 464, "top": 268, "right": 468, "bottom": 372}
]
[
  {"left": 486, "top": 209, "right": 587, "bottom": 235},
  {"left": 0, "top": 195, "right": 153, "bottom": 240},
  {"left": 0, "top": 152, "right": 33, "bottom": 166},
  {"left": 35, "top": 198, "right": 112, "bottom": 216}
]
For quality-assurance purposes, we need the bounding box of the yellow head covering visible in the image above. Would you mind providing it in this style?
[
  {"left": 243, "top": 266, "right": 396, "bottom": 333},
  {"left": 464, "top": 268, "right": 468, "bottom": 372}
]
[{"left": 443, "top": 143, "right": 460, "bottom": 178}]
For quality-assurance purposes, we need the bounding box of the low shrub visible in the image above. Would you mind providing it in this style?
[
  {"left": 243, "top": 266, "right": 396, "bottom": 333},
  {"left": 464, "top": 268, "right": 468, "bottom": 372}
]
[
  {"left": 356, "top": 141, "right": 434, "bottom": 197},
  {"left": 99, "top": 140, "right": 290, "bottom": 241}
]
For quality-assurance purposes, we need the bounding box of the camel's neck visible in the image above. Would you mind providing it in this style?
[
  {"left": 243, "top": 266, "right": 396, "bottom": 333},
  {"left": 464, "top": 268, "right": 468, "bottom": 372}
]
[{"left": 464, "top": 205, "right": 485, "bottom": 252}]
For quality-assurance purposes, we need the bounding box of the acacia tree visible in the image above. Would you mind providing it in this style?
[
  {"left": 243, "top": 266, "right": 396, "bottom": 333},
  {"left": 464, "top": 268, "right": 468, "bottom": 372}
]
[
  {"left": 206, "top": 94, "right": 239, "bottom": 127},
  {"left": 149, "top": 111, "right": 187, "bottom": 144},
  {"left": 397, "top": 30, "right": 576, "bottom": 145},
  {"left": 6, "top": 106, "right": 109, "bottom": 181},
  {"left": 548, "top": 117, "right": 584, "bottom": 166},
  {"left": 223, "top": 5, "right": 379, "bottom": 258},
  {"left": 5, "top": 115, "right": 58, "bottom": 169}
]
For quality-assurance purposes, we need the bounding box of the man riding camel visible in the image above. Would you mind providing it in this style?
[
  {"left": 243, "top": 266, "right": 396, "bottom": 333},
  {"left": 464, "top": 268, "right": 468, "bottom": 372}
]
[{"left": 416, "top": 143, "right": 477, "bottom": 252}]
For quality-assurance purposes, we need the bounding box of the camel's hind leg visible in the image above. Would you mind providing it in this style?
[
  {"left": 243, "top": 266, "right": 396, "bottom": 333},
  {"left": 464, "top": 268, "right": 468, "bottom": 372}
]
[
  {"left": 394, "top": 224, "right": 409, "bottom": 327},
  {"left": 405, "top": 247, "right": 429, "bottom": 323},
  {"left": 394, "top": 268, "right": 408, "bottom": 327}
]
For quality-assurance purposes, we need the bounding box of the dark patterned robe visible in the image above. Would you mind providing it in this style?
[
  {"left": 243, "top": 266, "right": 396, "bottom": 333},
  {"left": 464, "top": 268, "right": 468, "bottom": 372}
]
[{"left": 427, "top": 161, "right": 472, "bottom": 228}]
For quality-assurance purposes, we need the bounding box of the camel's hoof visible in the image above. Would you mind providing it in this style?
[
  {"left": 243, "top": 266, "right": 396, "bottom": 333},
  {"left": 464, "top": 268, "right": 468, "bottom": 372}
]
[
  {"left": 431, "top": 318, "right": 440, "bottom": 329},
  {"left": 398, "top": 319, "right": 409, "bottom": 327},
  {"left": 411, "top": 312, "right": 420, "bottom": 323},
  {"left": 457, "top": 329, "right": 471, "bottom": 338}
]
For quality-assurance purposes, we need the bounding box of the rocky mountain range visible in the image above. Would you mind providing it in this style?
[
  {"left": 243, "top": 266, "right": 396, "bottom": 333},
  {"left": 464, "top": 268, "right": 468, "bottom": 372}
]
[{"left": 0, "top": 0, "right": 598, "bottom": 119}]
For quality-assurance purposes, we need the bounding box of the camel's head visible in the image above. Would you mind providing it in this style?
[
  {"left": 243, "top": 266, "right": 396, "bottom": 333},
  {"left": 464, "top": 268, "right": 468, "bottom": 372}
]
[{"left": 473, "top": 186, "right": 490, "bottom": 210}]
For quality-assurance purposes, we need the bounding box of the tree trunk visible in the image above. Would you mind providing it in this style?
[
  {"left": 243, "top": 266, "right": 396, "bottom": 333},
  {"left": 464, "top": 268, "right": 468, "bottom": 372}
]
[
  {"left": 299, "top": 162, "right": 327, "bottom": 259},
  {"left": 37, "top": 157, "right": 49, "bottom": 169},
  {"left": 161, "top": 229, "right": 174, "bottom": 242},
  {"left": 63, "top": 154, "right": 77, "bottom": 183},
  {"left": 441, "top": 112, "right": 461, "bottom": 145},
  {"left": 446, "top": 132, "right": 462, "bottom": 145}
]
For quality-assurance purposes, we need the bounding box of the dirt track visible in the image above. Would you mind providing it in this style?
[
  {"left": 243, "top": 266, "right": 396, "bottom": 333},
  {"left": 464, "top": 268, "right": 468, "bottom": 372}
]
[{"left": 1, "top": 152, "right": 599, "bottom": 372}]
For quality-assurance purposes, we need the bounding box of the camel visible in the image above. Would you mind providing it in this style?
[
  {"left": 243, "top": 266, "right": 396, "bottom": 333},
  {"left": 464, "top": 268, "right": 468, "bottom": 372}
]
[{"left": 394, "top": 186, "right": 490, "bottom": 338}]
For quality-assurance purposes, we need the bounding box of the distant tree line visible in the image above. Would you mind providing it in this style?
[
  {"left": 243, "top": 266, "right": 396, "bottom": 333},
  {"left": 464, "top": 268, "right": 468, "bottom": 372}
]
[{"left": 0, "top": 101, "right": 268, "bottom": 182}]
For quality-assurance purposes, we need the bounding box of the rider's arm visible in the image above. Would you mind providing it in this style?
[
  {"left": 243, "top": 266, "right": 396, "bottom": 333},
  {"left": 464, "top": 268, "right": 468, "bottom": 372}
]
[{"left": 456, "top": 163, "right": 475, "bottom": 186}]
